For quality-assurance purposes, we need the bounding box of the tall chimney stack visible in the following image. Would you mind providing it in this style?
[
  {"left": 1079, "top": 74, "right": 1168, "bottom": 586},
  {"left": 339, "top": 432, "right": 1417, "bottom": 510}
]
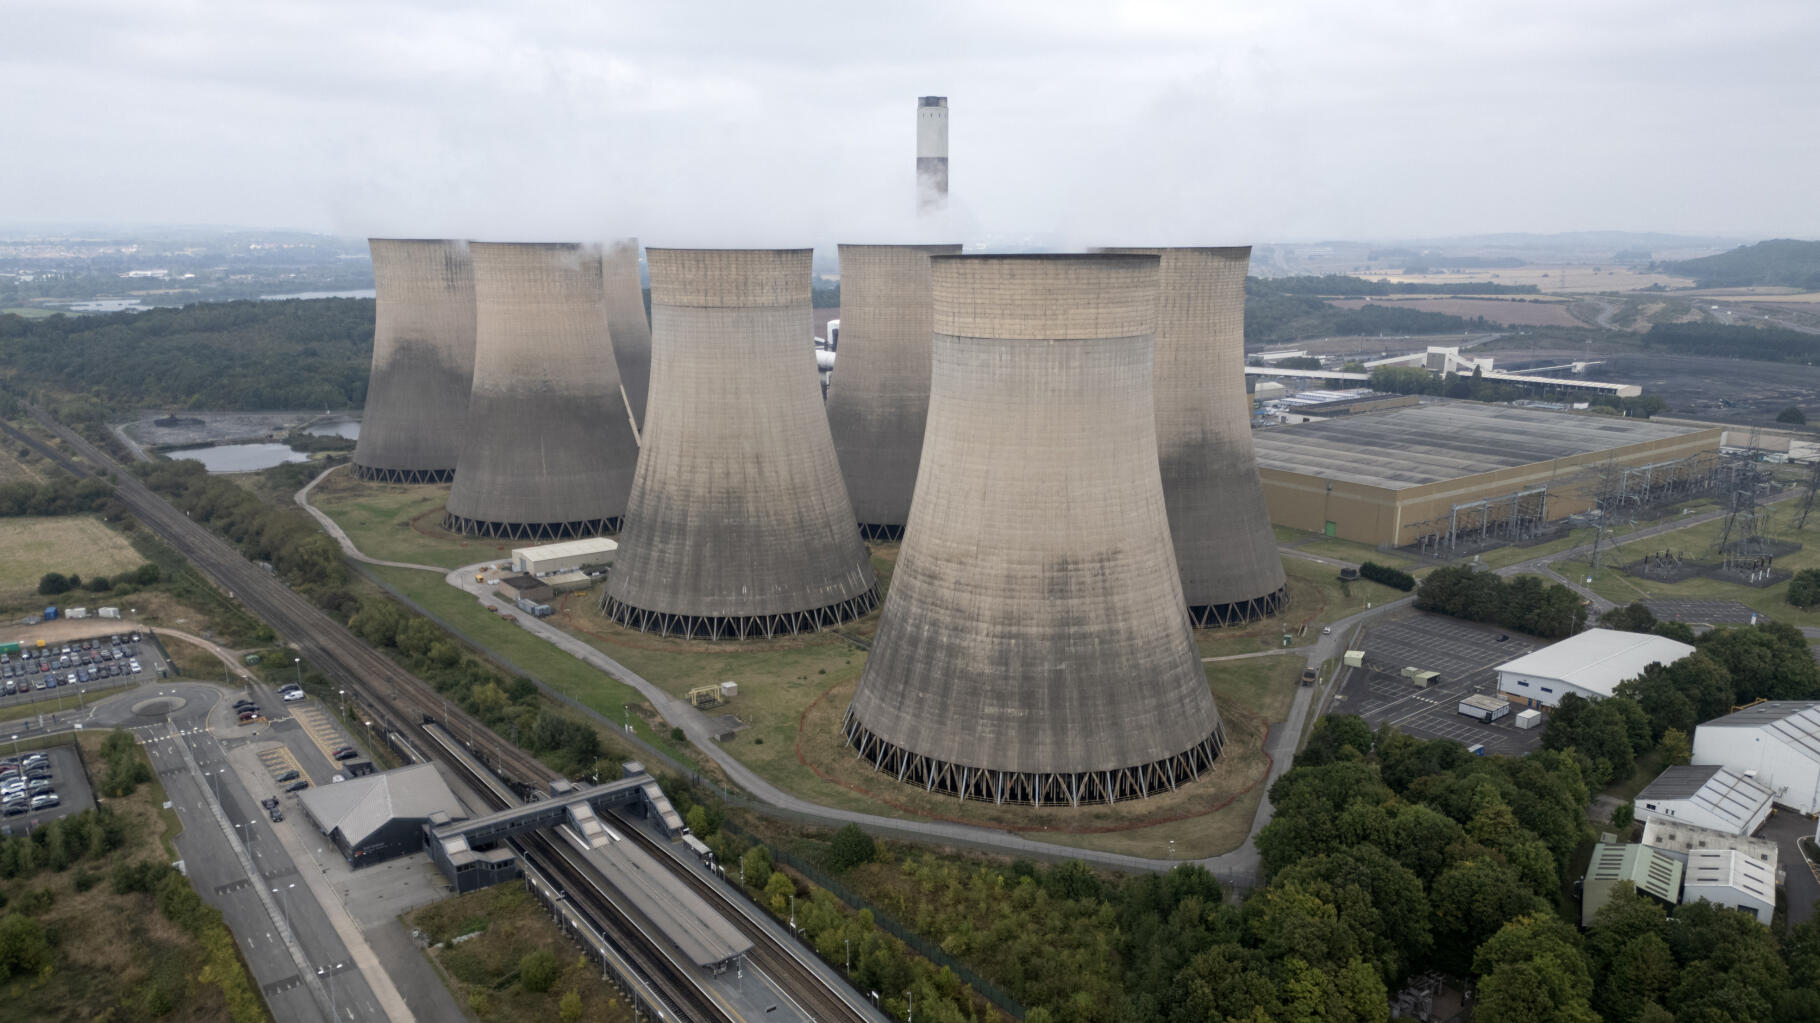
[{"left": 916, "top": 96, "right": 948, "bottom": 212}]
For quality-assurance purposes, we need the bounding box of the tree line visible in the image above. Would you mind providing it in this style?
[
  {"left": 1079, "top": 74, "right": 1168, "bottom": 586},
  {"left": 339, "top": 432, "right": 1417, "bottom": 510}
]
[
  {"left": 1643, "top": 322, "right": 1820, "bottom": 364},
  {"left": 1414, "top": 565, "right": 1589, "bottom": 638},
  {"left": 0, "top": 298, "right": 374, "bottom": 410}
]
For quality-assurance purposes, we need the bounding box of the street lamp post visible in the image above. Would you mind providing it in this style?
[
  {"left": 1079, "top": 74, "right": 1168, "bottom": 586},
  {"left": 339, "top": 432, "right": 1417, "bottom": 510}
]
[
  {"left": 844, "top": 938, "right": 850, "bottom": 974},
  {"left": 293, "top": 657, "right": 302, "bottom": 690},
  {"left": 908, "top": 989, "right": 914, "bottom": 1023}
]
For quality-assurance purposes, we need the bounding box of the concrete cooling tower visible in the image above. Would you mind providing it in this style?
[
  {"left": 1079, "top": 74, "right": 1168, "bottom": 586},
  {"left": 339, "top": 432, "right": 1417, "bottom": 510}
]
[
  {"left": 601, "top": 248, "right": 879, "bottom": 640},
  {"left": 442, "top": 242, "right": 639, "bottom": 539},
  {"left": 1103, "top": 246, "right": 1287, "bottom": 627},
  {"left": 352, "top": 239, "right": 476, "bottom": 483},
  {"left": 824, "top": 243, "right": 962, "bottom": 540},
  {"left": 602, "top": 238, "right": 652, "bottom": 432},
  {"left": 843, "top": 254, "right": 1226, "bottom": 806}
]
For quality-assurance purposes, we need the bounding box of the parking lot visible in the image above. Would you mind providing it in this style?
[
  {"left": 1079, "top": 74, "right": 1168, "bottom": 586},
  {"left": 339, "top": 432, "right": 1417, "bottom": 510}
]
[
  {"left": 1642, "top": 599, "right": 1765, "bottom": 627},
  {"left": 1, "top": 629, "right": 165, "bottom": 711},
  {"left": 1, "top": 743, "right": 96, "bottom": 834},
  {"left": 1329, "top": 613, "right": 1547, "bottom": 755}
]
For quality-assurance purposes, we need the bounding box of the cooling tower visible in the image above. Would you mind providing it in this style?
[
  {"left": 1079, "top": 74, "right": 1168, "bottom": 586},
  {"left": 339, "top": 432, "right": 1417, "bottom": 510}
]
[
  {"left": 442, "top": 242, "right": 639, "bottom": 539},
  {"left": 843, "top": 254, "right": 1225, "bottom": 807},
  {"left": 824, "top": 243, "right": 962, "bottom": 540},
  {"left": 602, "top": 238, "right": 652, "bottom": 433},
  {"left": 1102, "top": 246, "right": 1287, "bottom": 627},
  {"left": 601, "top": 248, "right": 879, "bottom": 640},
  {"left": 351, "top": 239, "right": 476, "bottom": 483}
]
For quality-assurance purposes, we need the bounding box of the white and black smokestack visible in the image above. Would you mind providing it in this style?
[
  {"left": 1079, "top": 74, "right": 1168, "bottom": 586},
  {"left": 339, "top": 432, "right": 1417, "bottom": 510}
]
[{"left": 916, "top": 96, "right": 948, "bottom": 212}]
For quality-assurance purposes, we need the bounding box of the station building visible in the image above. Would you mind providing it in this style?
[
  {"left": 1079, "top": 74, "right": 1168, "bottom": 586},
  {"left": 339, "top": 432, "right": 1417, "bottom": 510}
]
[
  {"left": 1495, "top": 628, "right": 1694, "bottom": 709},
  {"left": 296, "top": 763, "right": 466, "bottom": 868},
  {"left": 1250, "top": 402, "right": 1722, "bottom": 547}
]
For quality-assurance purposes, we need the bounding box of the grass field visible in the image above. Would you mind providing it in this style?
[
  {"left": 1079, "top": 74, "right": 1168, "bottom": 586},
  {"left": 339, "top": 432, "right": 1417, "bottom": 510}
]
[
  {"left": 404, "top": 883, "right": 634, "bottom": 1023},
  {"left": 1272, "top": 525, "right": 1420, "bottom": 570},
  {"left": 1554, "top": 511, "right": 1820, "bottom": 626},
  {"left": 307, "top": 470, "right": 484, "bottom": 569},
  {"left": 0, "top": 439, "right": 48, "bottom": 484},
  {"left": 0, "top": 515, "right": 146, "bottom": 599},
  {"left": 1358, "top": 266, "right": 1695, "bottom": 294}
]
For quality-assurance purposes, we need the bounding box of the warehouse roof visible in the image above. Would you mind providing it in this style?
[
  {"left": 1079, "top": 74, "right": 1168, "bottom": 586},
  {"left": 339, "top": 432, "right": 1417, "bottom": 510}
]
[
  {"left": 1697, "top": 701, "right": 1820, "bottom": 764},
  {"left": 1587, "top": 842, "right": 1684, "bottom": 904},
  {"left": 298, "top": 764, "right": 463, "bottom": 848},
  {"left": 1636, "top": 764, "right": 1774, "bottom": 831},
  {"left": 1251, "top": 402, "right": 1714, "bottom": 489},
  {"left": 513, "top": 537, "right": 618, "bottom": 561},
  {"left": 1684, "top": 848, "right": 1775, "bottom": 903},
  {"left": 1496, "top": 629, "right": 1694, "bottom": 697}
]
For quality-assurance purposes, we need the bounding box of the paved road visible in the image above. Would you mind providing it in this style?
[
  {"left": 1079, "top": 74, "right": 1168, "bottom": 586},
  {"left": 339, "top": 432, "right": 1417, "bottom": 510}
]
[{"left": 89, "top": 682, "right": 396, "bottom": 1023}]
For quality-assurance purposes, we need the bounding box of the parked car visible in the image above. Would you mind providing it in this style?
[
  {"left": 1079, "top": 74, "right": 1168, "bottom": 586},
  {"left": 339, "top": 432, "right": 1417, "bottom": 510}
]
[
  {"left": 283, "top": 690, "right": 306, "bottom": 703},
  {"left": 275, "top": 770, "right": 300, "bottom": 783},
  {"left": 237, "top": 712, "right": 258, "bottom": 724},
  {"left": 268, "top": 807, "right": 284, "bottom": 822},
  {"left": 284, "top": 779, "right": 310, "bottom": 793},
  {"left": 30, "top": 793, "right": 59, "bottom": 810},
  {"left": 333, "top": 748, "right": 360, "bottom": 761},
  {"left": 260, "top": 796, "right": 280, "bottom": 810}
]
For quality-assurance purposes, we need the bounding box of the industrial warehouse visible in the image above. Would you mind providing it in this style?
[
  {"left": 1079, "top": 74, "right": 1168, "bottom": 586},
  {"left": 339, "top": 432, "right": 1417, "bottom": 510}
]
[{"left": 1250, "top": 401, "right": 1724, "bottom": 548}]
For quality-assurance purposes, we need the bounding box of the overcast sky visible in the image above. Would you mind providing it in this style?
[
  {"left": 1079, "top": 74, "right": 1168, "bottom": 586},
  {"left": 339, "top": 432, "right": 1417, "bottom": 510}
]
[{"left": 5, "top": 0, "right": 1816, "bottom": 245}]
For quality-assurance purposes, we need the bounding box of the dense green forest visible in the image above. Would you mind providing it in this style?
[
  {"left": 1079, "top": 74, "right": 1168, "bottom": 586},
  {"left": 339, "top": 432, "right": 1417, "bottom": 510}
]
[
  {"left": 1661, "top": 239, "right": 1820, "bottom": 289},
  {"left": 0, "top": 299, "right": 373, "bottom": 409},
  {"left": 1643, "top": 322, "right": 1820, "bottom": 363},
  {"left": 1245, "top": 292, "right": 1485, "bottom": 346},
  {"left": 1249, "top": 275, "right": 1540, "bottom": 297}
]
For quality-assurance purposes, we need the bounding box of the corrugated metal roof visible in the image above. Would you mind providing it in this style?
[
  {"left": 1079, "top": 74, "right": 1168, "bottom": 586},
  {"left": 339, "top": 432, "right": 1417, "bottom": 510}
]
[
  {"left": 513, "top": 537, "right": 619, "bottom": 561},
  {"left": 1251, "top": 401, "right": 1712, "bottom": 490},
  {"left": 1637, "top": 764, "right": 1774, "bottom": 830},
  {"left": 1587, "top": 842, "right": 1684, "bottom": 903},
  {"left": 297, "top": 763, "right": 463, "bottom": 848},
  {"left": 1700, "top": 701, "right": 1820, "bottom": 766},
  {"left": 1496, "top": 629, "right": 1694, "bottom": 697},
  {"left": 1684, "top": 849, "right": 1775, "bottom": 903}
]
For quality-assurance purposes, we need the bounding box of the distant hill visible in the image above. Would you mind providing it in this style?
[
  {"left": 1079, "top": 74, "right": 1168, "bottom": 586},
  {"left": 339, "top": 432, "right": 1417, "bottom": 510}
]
[{"left": 1661, "top": 239, "right": 1820, "bottom": 289}]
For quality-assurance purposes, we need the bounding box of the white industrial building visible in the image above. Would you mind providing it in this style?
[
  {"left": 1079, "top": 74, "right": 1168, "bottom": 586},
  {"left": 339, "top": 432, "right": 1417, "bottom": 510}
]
[
  {"left": 1681, "top": 848, "right": 1776, "bottom": 925},
  {"left": 1632, "top": 764, "right": 1774, "bottom": 836},
  {"left": 1692, "top": 701, "right": 1820, "bottom": 814},
  {"left": 1642, "top": 819, "right": 1780, "bottom": 878},
  {"left": 511, "top": 537, "right": 618, "bottom": 577},
  {"left": 1495, "top": 628, "right": 1694, "bottom": 709}
]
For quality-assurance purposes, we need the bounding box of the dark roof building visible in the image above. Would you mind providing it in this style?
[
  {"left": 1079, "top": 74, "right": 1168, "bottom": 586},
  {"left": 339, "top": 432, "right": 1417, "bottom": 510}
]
[{"left": 297, "top": 764, "right": 465, "bottom": 868}]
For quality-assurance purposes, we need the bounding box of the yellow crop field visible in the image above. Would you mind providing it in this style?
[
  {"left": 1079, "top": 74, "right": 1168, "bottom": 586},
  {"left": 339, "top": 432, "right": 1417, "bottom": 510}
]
[{"left": 0, "top": 516, "right": 144, "bottom": 598}]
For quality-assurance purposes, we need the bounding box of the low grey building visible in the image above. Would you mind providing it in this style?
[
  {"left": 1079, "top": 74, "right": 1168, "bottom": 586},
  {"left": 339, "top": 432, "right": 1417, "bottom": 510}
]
[{"left": 297, "top": 763, "right": 465, "bottom": 868}]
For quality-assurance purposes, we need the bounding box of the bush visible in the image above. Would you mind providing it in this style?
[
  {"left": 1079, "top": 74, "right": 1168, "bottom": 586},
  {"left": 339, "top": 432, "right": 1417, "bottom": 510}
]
[
  {"left": 85, "top": 574, "right": 111, "bottom": 592},
  {"left": 1789, "top": 568, "right": 1820, "bottom": 609},
  {"left": 1778, "top": 405, "right": 1807, "bottom": 425},
  {"left": 37, "top": 572, "right": 69, "bottom": 596},
  {"left": 518, "top": 947, "right": 558, "bottom": 993},
  {"left": 828, "top": 824, "right": 877, "bottom": 871},
  {"left": 670, "top": 726, "right": 686, "bottom": 742},
  {"left": 1359, "top": 561, "right": 1416, "bottom": 592}
]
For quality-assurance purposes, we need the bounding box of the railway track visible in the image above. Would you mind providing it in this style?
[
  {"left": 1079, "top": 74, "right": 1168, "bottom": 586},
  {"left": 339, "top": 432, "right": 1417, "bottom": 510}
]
[
  {"left": 607, "top": 808, "right": 874, "bottom": 1023},
  {"left": 23, "top": 408, "right": 874, "bottom": 1023},
  {"left": 419, "top": 725, "right": 728, "bottom": 1023}
]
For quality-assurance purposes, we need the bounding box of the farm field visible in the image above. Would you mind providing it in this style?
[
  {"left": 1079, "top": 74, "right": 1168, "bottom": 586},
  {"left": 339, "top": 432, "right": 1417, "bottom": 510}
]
[
  {"left": 1326, "top": 296, "right": 1584, "bottom": 327},
  {"left": 0, "top": 515, "right": 144, "bottom": 599},
  {"left": 1357, "top": 266, "right": 1694, "bottom": 293}
]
